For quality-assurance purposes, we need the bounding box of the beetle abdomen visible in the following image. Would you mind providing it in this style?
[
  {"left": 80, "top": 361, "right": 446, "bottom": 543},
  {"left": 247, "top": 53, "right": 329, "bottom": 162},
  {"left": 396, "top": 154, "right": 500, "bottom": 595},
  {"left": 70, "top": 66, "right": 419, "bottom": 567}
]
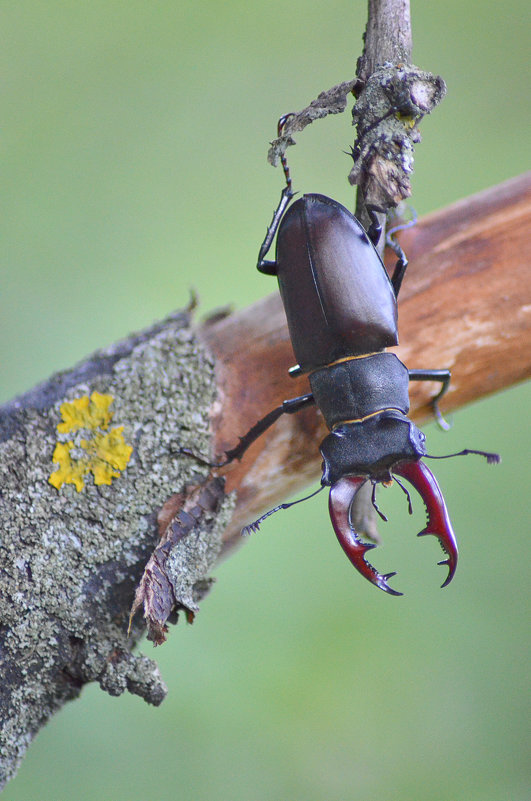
[{"left": 275, "top": 194, "right": 398, "bottom": 372}]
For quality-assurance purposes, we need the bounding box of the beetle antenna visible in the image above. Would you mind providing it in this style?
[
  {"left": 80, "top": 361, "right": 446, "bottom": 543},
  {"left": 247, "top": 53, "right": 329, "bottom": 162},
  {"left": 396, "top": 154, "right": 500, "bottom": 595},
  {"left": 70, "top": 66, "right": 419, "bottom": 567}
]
[
  {"left": 242, "top": 484, "right": 325, "bottom": 535},
  {"left": 425, "top": 449, "right": 501, "bottom": 464},
  {"left": 277, "top": 113, "right": 295, "bottom": 193}
]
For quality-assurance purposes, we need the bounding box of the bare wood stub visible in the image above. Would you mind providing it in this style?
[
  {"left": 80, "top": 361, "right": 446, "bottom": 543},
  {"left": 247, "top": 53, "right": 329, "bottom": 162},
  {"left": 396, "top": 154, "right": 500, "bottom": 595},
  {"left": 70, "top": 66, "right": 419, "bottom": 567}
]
[{"left": 200, "top": 173, "right": 531, "bottom": 546}]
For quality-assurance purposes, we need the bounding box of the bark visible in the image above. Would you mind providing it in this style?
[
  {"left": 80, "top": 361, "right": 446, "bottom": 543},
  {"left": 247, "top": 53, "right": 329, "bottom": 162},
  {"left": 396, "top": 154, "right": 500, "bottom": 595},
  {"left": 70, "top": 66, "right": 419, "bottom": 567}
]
[
  {"left": 352, "top": 0, "right": 445, "bottom": 216},
  {"left": 0, "top": 312, "right": 236, "bottom": 787},
  {"left": 357, "top": 0, "right": 412, "bottom": 79}
]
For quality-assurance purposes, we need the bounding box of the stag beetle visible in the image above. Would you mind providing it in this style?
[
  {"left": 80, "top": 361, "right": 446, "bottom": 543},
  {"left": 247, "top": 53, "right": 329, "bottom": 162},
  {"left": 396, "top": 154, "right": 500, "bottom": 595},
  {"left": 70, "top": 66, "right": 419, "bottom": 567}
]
[{"left": 216, "top": 117, "right": 499, "bottom": 595}]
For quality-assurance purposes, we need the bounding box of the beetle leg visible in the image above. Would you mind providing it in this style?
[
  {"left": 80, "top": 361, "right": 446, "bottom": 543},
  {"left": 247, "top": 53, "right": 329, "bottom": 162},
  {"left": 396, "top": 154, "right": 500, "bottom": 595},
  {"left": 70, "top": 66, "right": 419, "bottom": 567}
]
[
  {"left": 390, "top": 250, "right": 408, "bottom": 297},
  {"left": 276, "top": 112, "right": 296, "bottom": 189},
  {"left": 329, "top": 476, "right": 403, "bottom": 596},
  {"left": 180, "top": 394, "right": 315, "bottom": 468},
  {"left": 393, "top": 460, "right": 458, "bottom": 588},
  {"left": 223, "top": 393, "right": 315, "bottom": 464},
  {"left": 257, "top": 113, "right": 297, "bottom": 274},
  {"left": 385, "top": 208, "right": 417, "bottom": 297},
  {"left": 408, "top": 369, "right": 452, "bottom": 429},
  {"left": 257, "top": 185, "right": 294, "bottom": 273}
]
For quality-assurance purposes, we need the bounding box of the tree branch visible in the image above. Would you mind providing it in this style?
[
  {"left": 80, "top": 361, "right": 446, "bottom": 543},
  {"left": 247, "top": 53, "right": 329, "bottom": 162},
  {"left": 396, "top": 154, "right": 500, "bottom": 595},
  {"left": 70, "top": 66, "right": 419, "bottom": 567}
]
[
  {"left": 352, "top": 0, "right": 445, "bottom": 215},
  {"left": 0, "top": 311, "right": 235, "bottom": 786},
  {"left": 1, "top": 168, "right": 529, "bottom": 786},
  {"left": 357, "top": 0, "right": 412, "bottom": 79}
]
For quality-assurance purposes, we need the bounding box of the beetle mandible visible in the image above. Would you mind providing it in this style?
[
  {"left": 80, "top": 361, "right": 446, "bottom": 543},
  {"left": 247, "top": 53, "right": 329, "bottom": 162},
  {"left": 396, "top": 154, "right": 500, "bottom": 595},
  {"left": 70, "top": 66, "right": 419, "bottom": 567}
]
[{"left": 219, "top": 116, "right": 499, "bottom": 595}]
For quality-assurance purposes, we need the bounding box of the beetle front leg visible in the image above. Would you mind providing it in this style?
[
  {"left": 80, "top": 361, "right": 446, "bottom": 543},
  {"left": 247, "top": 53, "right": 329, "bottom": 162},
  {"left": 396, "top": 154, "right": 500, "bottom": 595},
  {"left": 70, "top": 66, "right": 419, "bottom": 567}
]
[
  {"left": 257, "top": 185, "right": 293, "bottom": 274},
  {"left": 257, "top": 114, "right": 297, "bottom": 272},
  {"left": 180, "top": 394, "right": 315, "bottom": 468}
]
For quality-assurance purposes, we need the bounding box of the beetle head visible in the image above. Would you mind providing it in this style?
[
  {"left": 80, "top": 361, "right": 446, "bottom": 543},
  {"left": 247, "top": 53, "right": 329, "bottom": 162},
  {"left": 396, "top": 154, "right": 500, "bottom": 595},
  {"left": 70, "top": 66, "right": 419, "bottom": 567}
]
[{"left": 319, "top": 411, "right": 426, "bottom": 487}]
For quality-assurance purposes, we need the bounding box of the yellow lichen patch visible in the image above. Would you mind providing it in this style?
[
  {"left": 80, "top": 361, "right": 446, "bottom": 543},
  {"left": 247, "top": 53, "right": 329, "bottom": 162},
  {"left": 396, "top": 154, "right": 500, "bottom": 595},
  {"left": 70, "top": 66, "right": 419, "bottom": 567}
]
[
  {"left": 49, "top": 393, "right": 133, "bottom": 492},
  {"left": 395, "top": 112, "right": 417, "bottom": 129},
  {"left": 79, "top": 429, "right": 133, "bottom": 486},
  {"left": 56, "top": 391, "right": 114, "bottom": 433},
  {"left": 48, "top": 442, "right": 90, "bottom": 491}
]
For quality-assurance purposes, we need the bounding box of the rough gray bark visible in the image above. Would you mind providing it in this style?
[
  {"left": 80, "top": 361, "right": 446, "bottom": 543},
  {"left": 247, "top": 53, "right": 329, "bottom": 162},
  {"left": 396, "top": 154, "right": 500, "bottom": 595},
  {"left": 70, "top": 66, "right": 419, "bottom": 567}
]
[
  {"left": 0, "top": 311, "right": 236, "bottom": 787},
  {"left": 352, "top": 0, "right": 445, "bottom": 215}
]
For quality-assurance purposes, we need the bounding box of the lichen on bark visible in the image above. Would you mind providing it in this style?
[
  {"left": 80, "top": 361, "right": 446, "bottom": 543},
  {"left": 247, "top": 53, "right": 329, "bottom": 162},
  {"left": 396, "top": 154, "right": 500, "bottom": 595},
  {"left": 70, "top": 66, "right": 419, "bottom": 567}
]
[{"left": 0, "top": 309, "right": 234, "bottom": 788}]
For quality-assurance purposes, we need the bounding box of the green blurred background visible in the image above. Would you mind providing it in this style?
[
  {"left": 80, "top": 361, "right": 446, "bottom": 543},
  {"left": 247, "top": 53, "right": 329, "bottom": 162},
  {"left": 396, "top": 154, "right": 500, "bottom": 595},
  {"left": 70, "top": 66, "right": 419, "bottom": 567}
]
[{"left": 2, "top": 2, "right": 529, "bottom": 799}]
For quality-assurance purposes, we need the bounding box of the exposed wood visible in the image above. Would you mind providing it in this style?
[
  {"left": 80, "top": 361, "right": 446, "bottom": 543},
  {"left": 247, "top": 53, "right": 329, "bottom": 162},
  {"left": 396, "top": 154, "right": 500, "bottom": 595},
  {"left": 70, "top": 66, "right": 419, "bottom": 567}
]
[{"left": 201, "top": 172, "right": 531, "bottom": 548}]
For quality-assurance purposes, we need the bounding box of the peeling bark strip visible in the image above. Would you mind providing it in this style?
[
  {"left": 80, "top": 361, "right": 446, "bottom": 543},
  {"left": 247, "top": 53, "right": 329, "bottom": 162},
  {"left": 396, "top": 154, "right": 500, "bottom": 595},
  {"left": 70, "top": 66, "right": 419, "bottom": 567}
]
[
  {"left": 129, "top": 477, "right": 228, "bottom": 646},
  {"left": 266, "top": 1, "right": 443, "bottom": 216}
]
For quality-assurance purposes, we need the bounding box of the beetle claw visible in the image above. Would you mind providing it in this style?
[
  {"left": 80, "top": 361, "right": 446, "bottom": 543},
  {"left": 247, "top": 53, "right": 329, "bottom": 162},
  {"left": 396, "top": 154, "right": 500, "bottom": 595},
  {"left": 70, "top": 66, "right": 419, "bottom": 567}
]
[
  {"left": 329, "top": 460, "right": 458, "bottom": 593},
  {"left": 437, "top": 559, "right": 453, "bottom": 588},
  {"left": 329, "top": 477, "right": 403, "bottom": 595},
  {"left": 380, "top": 572, "right": 403, "bottom": 596},
  {"left": 393, "top": 460, "right": 458, "bottom": 588}
]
